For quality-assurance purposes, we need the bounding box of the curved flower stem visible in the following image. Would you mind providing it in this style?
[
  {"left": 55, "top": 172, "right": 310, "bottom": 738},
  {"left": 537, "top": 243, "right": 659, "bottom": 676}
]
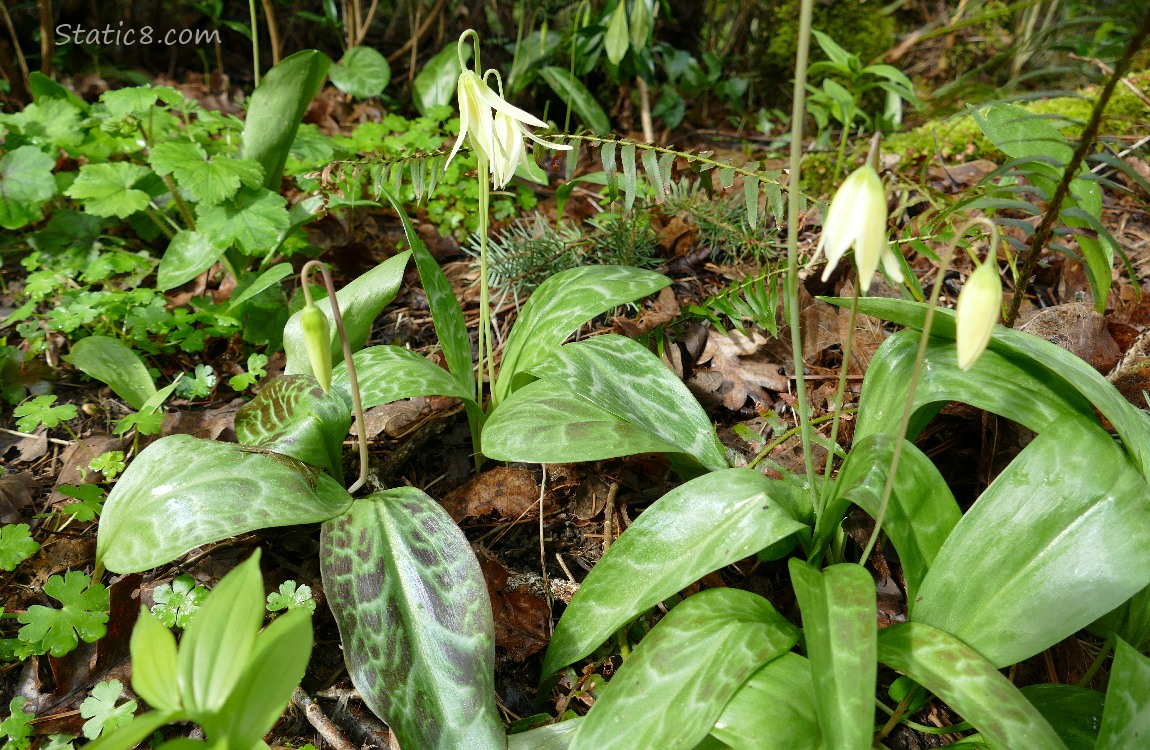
[
  {"left": 785, "top": 0, "right": 818, "bottom": 494},
  {"left": 302, "top": 260, "right": 370, "bottom": 494},
  {"left": 458, "top": 28, "right": 481, "bottom": 70},
  {"left": 819, "top": 280, "right": 859, "bottom": 511},
  {"left": 859, "top": 217, "right": 1000, "bottom": 566},
  {"left": 476, "top": 151, "right": 496, "bottom": 413}
]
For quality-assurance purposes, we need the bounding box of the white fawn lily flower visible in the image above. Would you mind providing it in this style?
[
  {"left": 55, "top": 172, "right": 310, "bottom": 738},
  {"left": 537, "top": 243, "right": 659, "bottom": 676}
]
[
  {"left": 955, "top": 259, "right": 1003, "bottom": 370},
  {"left": 446, "top": 67, "right": 569, "bottom": 190},
  {"left": 816, "top": 165, "right": 903, "bottom": 292}
]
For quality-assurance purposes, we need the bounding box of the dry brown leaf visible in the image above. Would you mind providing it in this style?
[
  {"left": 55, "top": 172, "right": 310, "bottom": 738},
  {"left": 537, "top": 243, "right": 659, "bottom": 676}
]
[
  {"left": 690, "top": 327, "right": 789, "bottom": 410},
  {"left": 0, "top": 429, "right": 47, "bottom": 464},
  {"left": 1019, "top": 301, "right": 1121, "bottom": 373},
  {"left": 441, "top": 467, "right": 548, "bottom": 523},
  {"left": 362, "top": 398, "right": 428, "bottom": 439},
  {"left": 476, "top": 547, "right": 551, "bottom": 661},
  {"left": 799, "top": 287, "right": 841, "bottom": 360},
  {"left": 0, "top": 472, "right": 38, "bottom": 524},
  {"left": 162, "top": 401, "right": 242, "bottom": 441},
  {"left": 49, "top": 435, "right": 124, "bottom": 507}
]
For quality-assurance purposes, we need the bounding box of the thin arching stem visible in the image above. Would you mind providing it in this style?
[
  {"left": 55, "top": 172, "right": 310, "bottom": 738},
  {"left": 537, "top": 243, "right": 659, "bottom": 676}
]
[
  {"left": 302, "top": 260, "right": 370, "bottom": 494},
  {"left": 860, "top": 217, "right": 1001, "bottom": 566}
]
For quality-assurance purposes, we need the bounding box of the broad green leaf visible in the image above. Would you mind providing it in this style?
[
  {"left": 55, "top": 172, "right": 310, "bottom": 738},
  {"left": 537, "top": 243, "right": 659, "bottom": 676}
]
[
  {"left": 507, "top": 30, "right": 563, "bottom": 93},
  {"left": 100, "top": 85, "right": 185, "bottom": 118},
  {"left": 629, "top": 0, "right": 653, "bottom": 49},
  {"left": 789, "top": 561, "right": 875, "bottom": 750},
  {"left": 539, "top": 67, "right": 611, "bottom": 135},
  {"left": 413, "top": 42, "right": 467, "bottom": 117},
  {"left": 494, "top": 266, "right": 671, "bottom": 405},
  {"left": 283, "top": 251, "right": 410, "bottom": 377},
  {"left": 811, "top": 29, "right": 854, "bottom": 68},
  {"left": 157, "top": 230, "right": 227, "bottom": 291},
  {"left": 377, "top": 190, "right": 472, "bottom": 395},
  {"left": 482, "top": 380, "right": 681, "bottom": 463},
  {"left": 195, "top": 187, "right": 290, "bottom": 255},
  {"left": 130, "top": 609, "right": 181, "bottom": 712},
  {"left": 0, "top": 146, "right": 56, "bottom": 229},
  {"left": 509, "top": 718, "right": 583, "bottom": 750},
  {"left": 225, "top": 262, "right": 294, "bottom": 313},
  {"left": 64, "top": 335, "right": 156, "bottom": 410},
  {"left": 1095, "top": 638, "right": 1150, "bottom": 749},
  {"left": 814, "top": 433, "right": 960, "bottom": 600},
  {"left": 604, "top": 0, "right": 629, "bottom": 64},
  {"left": 855, "top": 329, "right": 1092, "bottom": 445},
  {"left": 29, "top": 70, "right": 90, "bottom": 111},
  {"left": 527, "top": 334, "right": 727, "bottom": 471},
  {"left": 878, "top": 622, "right": 1065, "bottom": 748},
  {"left": 234, "top": 374, "right": 351, "bottom": 479},
  {"left": 542, "top": 469, "right": 805, "bottom": 676},
  {"left": 1020, "top": 685, "right": 1103, "bottom": 750},
  {"left": 710, "top": 653, "right": 822, "bottom": 750},
  {"left": 220, "top": 608, "right": 313, "bottom": 749},
  {"left": 149, "top": 142, "right": 264, "bottom": 206},
  {"left": 65, "top": 162, "right": 151, "bottom": 218},
  {"left": 834, "top": 298, "right": 1150, "bottom": 477},
  {"left": 320, "top": 488, "right": 503, "bottom": 750},
  {"left": 17, "top": 571, "right": 108, "bottom": 657},
  {"left": 239, "top": 49, "right": 330, "bottom": 189},
  {"left": 330, "top": 46, "right": 391, "bottom": 99},
  {"left": 912, "top": 417, "right": 1150, "bottom": 667},
  {"left": 570, "top": 589, "right": 799, "bottom": 750},
  {"left": 80, "top": 679, "right": 137, "bottom": 740},
  {"left": 177, "top": 552, "right": 263, "bottom": 724},
  {"left": 334, "top": 345, "right": 476, "bottom": 410},
  {"left": 97, "top": 435, "right": 352, "bottom": 573},
  {"left": 0, "top": 524, "right": 39, "bottom": 571}
]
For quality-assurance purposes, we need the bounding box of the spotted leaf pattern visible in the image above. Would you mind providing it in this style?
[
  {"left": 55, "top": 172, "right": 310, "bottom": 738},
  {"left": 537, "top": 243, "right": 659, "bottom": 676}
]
[
  {"left": 527, "top": 334, "right": 727, "bottom": 471},
  {"left": 710, "top": 653, "right": 822, "bottom": 750},
  {"left": 97, "top": 435, "right": 353, "bottom": 573},
  {"left": 542, "top": 469, "right": 805, "bottom": 676},
  {"left": 234, "top": 375, "right": 351, "bottom": 480},
  {"left": 569, "top": 588, "right": 799, "bottom": 750},
  {"left": 333, "top": 345, "right": 477, "bottom": 410},
  {"left": 493, "top": 266, "right": 671, "bottom": 405},
  {"left": 320, "top": 489, "right": 504, "bottom": 750}
]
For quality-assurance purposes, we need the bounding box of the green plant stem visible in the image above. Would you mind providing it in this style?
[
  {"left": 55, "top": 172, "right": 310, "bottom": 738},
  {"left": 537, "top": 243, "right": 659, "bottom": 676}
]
[
  {"left": 249, "top": 0, "right": 261, "bottom": 86},
  {"left": 476, "top": 152, "right": 495, "bottom": 412},
  {"left": 1077, "top": 637, "right": 1114, "bottom": 687},
  {"left": 747, "top": 410, "right": 853, "bottom": 470},
  {"left": 1003, "top": 4, "right": 1150, "bottom": 327},
  {"left": 875, "top": 689, "right": 914, "bottom": 741},
  {"left": 819, "top": 281, "right": 859, "bottom": 511},
  {"left": 785, "top": 0, "right": 817, "bottom": 494},
  {"left": 144, "top": 206, "right": 177, "bottom": 240},
  {"left": 860, "top": 217, "right": 999, "bottom": 566},
  {"left": 302, "top": 260, "right": 369, "bottom": 493}
]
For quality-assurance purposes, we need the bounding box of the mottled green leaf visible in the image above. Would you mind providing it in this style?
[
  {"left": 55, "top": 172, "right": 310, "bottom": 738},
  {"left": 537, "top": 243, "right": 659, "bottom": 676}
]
[
  {"left": 240, "top": 49, "right": 330, "bottom": 189},
  {"left": 494, "top": 266, "right": 670, "bottom": 404},
  {"left": 539, "top": 67, "right": 611, "bottom": 135},
  {"left": 177, "top": 552, "right": 263, "bottom": 724},
  {"left": 1096, "top": 638, "right": 1150, "bottom": 749},
  {"left": 1091, "top": 584, "right": 1150, "bottom": 652},
  {"left": 542, "top": 469, "right": 805, "bottom": 676},
  {"left": 329, "top": 46, "right": 391, "bottom": 99},
  {"left": 710, "top": 653, "right": 822, "bottom": 750},
  {"left": 525, "top": 334, "right": 726, "bottom": 471},
  {"left": 570, "top": 589, "right": 799, "bottom": 750},
  {"left": 912, "top": 417, "right": 1150, "bottom": 667},
  {"left": 334, "top": 345, "right": 476, "bottom": 410},
  {"left": 814, "top": 433, "right": 959, "bottom": 600},
  {"left": 64, "top": 335, "right": 156, "bottom": 410},
  {"left": 321, "top": 489, "right": 503, "bottom": 750},
  {"left": 877, "top": 622, "right": 1066, "bottom": 749},
  {"left": 97, "top": 435, "right": 352, "bottom": 573},
  {"left": 855, "top": 329, "right": 1093, "bottom": 445},
  {"left": 234, "top": 374, "right": 351, "bottom": 480},
  {"left": 789, "top": 561, "right": 875, "bottom": 750},
  {"left": 834, "top": 298, "right": 1150, "bottom": 477},
  {"left": 483, "top": 380, "right": 681, "bottom": 464},
  {"left": 283, "top": 251, "right": 410, "bottom": 377},
  {"left": 157, "top": 230, "right": 227, "bottom": 291}
]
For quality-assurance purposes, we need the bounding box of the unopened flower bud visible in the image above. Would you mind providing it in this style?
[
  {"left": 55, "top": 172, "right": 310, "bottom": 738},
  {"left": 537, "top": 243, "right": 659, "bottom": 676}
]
[
  {"left": 300, "top": 302, "right": 332, "bottom": 392},
  {"left": 816, "top": 166, "right": 904, "bottom": 292},
  {"left": 955, "top": 260, "right": 1003, "bottom": 371}
]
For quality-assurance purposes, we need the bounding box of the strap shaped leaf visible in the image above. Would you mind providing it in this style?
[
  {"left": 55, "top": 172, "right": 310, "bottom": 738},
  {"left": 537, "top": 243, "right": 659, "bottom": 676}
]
[
  {"left": 1096, "top": 638, "right": 1150, "bottom": 749},
  {"left": 320, "top": 489, "right": 503, "bottom": 750},
  {"left": 710, "top": 653, "right": 822, "bottom": 750}
]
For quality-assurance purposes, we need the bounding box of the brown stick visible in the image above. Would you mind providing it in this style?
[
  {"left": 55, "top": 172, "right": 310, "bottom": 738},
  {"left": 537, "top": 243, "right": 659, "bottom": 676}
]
[
  {"left": 37, "top": 0, "right": 52, "bottom": 75},
  {"left": 260, "top": 0, "right": 281, "bottom": 64},
  {"left": 1004, "top": 7, "right": 1150, "bottom": 326},
  {"left": 291, "top": 689, "right": 360, "bottom": 750}
]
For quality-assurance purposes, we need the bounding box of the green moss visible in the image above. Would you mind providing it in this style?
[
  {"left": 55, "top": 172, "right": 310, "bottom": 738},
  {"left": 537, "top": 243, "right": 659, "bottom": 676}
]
[
  {"left": 884, "top": 69, "right": 1150, "bottom": 167},
  {"left": 762, "top": 0, "right": 897, "bottom": 74}
]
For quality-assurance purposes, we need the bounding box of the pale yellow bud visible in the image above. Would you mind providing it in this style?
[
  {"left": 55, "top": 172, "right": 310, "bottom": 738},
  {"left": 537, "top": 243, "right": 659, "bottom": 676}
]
[
  {"left": 955, "top": 260, "right": 1003, "bottom": 371},
  {"left": 816, "top": 166, "right": 904, "bottom": 292}
]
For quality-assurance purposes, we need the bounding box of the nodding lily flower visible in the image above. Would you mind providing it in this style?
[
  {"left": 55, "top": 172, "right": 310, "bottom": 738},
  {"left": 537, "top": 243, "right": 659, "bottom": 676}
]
[
  {"left": 955, "top": 259, "right": 1003, "bottom": 370},
  {"left": 446, "top": 68, "right": 570, "bottom": 190},
  {"left": 816, "top": 165, "right": 904, "bottom": 292}
]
